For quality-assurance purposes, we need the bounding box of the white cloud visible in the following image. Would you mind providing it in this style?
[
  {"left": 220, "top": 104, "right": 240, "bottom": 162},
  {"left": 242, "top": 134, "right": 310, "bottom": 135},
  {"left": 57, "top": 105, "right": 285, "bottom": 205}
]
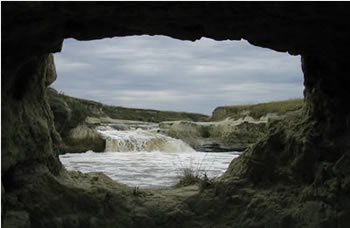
[{"left": 54, "top": 55, "right": 91, "bottom": 72}]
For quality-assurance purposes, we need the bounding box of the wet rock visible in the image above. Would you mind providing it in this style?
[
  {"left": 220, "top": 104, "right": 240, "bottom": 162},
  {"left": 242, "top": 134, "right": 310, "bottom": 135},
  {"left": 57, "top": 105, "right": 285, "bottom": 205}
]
[{"left": 109, "top": 123, "right": 129, "bottom": 131}]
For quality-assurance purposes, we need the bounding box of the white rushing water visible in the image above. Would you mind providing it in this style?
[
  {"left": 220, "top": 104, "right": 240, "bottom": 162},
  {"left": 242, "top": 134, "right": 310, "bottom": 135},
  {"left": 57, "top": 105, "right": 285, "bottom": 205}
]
[
  {"left": 99, "top": 125, "right": 195, "bottom": 153},
  {"left": 60, "top": 125, "right": 240, "bottom": 188}
]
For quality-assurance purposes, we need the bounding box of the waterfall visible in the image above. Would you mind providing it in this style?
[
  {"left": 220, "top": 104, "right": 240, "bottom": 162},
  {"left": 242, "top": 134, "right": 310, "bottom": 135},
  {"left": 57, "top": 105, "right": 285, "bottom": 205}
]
[{"left": 97, "top": 126, "right": 195, "bottom": 153}]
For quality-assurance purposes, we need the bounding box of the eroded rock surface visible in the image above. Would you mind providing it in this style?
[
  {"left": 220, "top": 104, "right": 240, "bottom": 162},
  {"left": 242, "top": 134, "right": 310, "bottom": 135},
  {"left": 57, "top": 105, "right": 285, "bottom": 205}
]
[
  {"left": 161, "top": 118, "right": 268, "bottom": 152},
  {"left": 2, "top": 2, "right": 350, "bottom": 228}
]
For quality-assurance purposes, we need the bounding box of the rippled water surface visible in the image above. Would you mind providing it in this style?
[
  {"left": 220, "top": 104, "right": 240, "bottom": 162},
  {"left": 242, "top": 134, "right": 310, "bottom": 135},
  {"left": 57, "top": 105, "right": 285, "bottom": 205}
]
[
  {"left": 59, "top": 125, "right": 240, "bottom": 188},
  {"left": 60, "top": 151, "right": 239, "bottom": 188}
]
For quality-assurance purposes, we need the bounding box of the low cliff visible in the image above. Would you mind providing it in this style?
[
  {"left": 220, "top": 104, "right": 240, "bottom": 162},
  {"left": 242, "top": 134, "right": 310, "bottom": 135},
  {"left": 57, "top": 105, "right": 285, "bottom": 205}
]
[
  {"left": 49, "top": 91, "right": 209, "bottom": 123},
  {"left": 160, "top": 117, "right": 269, "bottom": 152},
  {"left": 47, "top": 88, "right": 105, "bottom": 154},
  {"left": 211, "top": 99, "right": 303, "bottom": 121},
  {"left": 161, "top": 100, "right": 303, "bottom": 152}
]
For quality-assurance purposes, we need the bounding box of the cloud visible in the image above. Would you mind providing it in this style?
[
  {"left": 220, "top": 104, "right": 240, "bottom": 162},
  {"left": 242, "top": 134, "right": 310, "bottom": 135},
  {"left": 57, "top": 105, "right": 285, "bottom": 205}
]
[
  {"left": 52, "top": 35, "right": 303, "bottom": 115},
  {"left": 54, "top": 56, "right": 91, "bottom": 72}
]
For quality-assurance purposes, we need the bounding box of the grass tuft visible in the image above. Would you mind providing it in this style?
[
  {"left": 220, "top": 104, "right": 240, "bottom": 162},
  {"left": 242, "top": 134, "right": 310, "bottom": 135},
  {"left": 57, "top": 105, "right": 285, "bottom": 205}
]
[
  {"left": 175, "top": 168, "right": 212, "bottom": 192},
  {"left": 176, "top": 168, "right": 202, "bottom": 187},
  {"left": 132, "top": 186, "right": 144, "bottom": 197}
]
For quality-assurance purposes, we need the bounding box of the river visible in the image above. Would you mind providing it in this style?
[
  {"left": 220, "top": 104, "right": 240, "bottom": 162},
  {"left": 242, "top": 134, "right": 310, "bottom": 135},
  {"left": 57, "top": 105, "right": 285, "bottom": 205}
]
[{"left": 59, "top": 124, "right": 240, "bottom": 188}]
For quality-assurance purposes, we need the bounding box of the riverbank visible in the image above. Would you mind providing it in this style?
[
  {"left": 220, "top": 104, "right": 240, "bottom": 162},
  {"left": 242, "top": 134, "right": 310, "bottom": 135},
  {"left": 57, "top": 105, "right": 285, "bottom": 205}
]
[{"left": 48, "top": 89, "right": 303, "bottom": 154}]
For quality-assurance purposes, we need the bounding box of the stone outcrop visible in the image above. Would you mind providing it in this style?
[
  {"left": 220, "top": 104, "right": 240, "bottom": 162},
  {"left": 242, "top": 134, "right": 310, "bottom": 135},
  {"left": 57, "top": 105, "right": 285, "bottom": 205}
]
[
  {"left": 211, "top": 99, "right": 303, "bottom": 121},
  {"left": 2, "top": 3, "right": 350, "bottom": 227},
  {"left": 48, "top": 88, "right": 106, "bottom": 154},
  {"left": 61, "top": 124, "right": 105, "bottom": 154},
  {"left": 44, "top": 54, "right": 57, "bottom": 86},
  {"left": 161, "top": 118, "right": 268, "bottom": 152}
]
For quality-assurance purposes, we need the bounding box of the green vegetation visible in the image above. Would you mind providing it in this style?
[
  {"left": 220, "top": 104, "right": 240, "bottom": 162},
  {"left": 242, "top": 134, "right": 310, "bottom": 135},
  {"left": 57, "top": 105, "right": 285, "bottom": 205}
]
[{"left": 211, "top": 98, "right": 304, "bottom": 121}]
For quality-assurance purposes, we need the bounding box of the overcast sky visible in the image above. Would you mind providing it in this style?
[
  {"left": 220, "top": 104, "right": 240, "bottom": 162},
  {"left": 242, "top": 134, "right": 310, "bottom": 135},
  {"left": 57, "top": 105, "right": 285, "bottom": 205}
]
[{"left": 52, "top": 35, "right": 304, "bottom": 115}]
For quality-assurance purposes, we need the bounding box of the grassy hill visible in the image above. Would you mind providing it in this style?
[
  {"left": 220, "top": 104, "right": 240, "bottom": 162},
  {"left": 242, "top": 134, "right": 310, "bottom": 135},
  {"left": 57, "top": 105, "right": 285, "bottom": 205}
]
[
  {"left": 211, "top": 98, "right": 304, "bottom": 121},
  {"left": 48, "top": 89, "right": 209, "bottom": 127},
  {"left": 48, "top": 88, "right": 303, "bottom": 129}
]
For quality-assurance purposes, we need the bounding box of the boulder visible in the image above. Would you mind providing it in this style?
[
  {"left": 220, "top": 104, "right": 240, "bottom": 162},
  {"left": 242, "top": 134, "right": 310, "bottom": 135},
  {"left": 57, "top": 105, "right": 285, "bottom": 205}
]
[{"left": 61, "top": 124, "right": 105, "bottom": 154}]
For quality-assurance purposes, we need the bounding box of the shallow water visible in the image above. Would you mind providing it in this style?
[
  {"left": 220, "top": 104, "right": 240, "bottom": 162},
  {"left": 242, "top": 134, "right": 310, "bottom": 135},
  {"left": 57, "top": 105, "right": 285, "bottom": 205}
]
[
  {"left": 60, "top": 150, "right": 239, "bottom": 188},
  {"left": 59, "top": 125, "right": 240, "bottom": 188}
]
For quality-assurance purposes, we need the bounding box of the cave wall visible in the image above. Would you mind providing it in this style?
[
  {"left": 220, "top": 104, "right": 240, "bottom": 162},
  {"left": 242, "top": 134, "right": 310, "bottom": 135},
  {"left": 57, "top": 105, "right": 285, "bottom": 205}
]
[
  {"left": 1, "top": 54, "right": 62, "bottom": 174},
  {"left": 1, "top": 2, "right": 350, "bottom": 201},
  {"left": 3, "top": 2, "right": 350, "bottom": 59}
]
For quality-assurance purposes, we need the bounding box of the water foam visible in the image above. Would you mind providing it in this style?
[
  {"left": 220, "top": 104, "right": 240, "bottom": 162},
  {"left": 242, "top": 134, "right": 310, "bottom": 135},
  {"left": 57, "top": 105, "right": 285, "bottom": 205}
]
[{"left": 97, "top": 126, "right": 195, "bottom": 153}]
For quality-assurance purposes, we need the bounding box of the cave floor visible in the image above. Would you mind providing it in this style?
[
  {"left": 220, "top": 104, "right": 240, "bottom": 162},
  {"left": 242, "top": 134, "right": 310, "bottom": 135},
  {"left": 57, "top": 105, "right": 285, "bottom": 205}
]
[{"left": 4, "top": 165, "right": 342, "bottom": 228}]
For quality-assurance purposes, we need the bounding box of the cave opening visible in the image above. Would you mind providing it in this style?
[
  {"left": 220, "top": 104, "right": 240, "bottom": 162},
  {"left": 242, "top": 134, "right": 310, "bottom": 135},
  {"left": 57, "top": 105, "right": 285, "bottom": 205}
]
[
  {"left": 4, "top": 3, "right": 350, "bottom": 227},
  {"left": 49, "top": 35, "right": 304, "bottom": 188}
]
